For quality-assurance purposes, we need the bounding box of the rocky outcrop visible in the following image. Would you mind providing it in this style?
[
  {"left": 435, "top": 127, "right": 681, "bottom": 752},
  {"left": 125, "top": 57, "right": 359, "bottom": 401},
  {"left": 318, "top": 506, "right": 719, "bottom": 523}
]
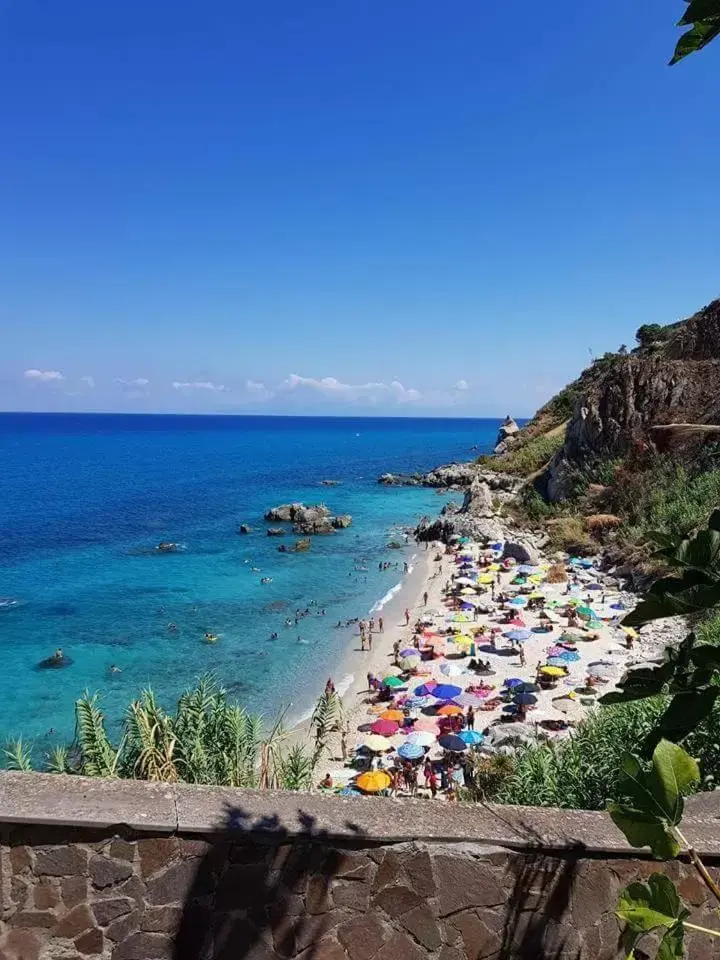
[
  {"left": 238, "top": 524, "right": 251, "bottom": 535},
  {"left": 461, "top": 478, "right": 494, "bottom": 518},
  {"left": 278, "top": 539, "right": 311, "bottom": 553},
  {"left": 379, "top": 464, "right": 521, "bottom": 492},
  {"left": 415, "top": 474, "right": 505, "bottom": 545},
  {"left": 494, "top": 415, "right": 519, "bottom": 454},
  {"left": 539, "top": 299, "right": 720, "bottom": 501},
  {"left": 501, "top": 540, "right": 539, "bottom": 564},
  {"left": 265, "top": 503, "right": 351, "bottom": 535},
  {"left": 266, "top": 527, "right": 287, "bottom": 537}
]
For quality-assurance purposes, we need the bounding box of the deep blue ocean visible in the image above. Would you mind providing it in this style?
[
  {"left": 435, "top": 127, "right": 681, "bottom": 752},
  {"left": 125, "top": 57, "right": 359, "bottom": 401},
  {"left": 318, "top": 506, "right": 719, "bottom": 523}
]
[{"left": 0, "top": 413, "right": 501, "bottom": 749}]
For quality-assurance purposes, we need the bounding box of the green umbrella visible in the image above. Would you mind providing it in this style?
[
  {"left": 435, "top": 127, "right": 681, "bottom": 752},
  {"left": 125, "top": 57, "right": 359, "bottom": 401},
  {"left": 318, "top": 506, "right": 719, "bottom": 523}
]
[
  {"left": 384, "top": 676, "right": 406, "bottom": 689},
  {"left": 576, "top": 606, "right": 597, "bottom": 620}
]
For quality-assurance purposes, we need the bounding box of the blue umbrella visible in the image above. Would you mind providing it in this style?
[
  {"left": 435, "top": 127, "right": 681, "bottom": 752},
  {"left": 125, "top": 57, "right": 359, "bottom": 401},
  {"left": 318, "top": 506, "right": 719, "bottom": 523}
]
[
  {"left": 558, "top": 651, "right": 581, "bottom": 662},
  {"left": 504, "top": 629, "right": 532, "bottom": 642},
  {"left": 405, "top": 696, "right": 432, "bottom": 709},
  {"left": 398, "top": 742, "right": 425, "bottom": 760},
  {"left": 459, "top": 730, "right": 484, "bottom": 745},
  {"left": 587, "top": 583, "right": 603, "bottom": 591},
  {"left": 546, "top": 657, "right": 568, "bottom": 668},
  {"left": 504, "top": 677, "right": 524, "bottom": 688},
  {"left": 611, "top": 602, "right": 627, "bottom": 611},
  {"left": 400, "top": 647, "right": 418, "bottom": 657},
  {"left": 431, "top": 683, "right": 463, "bottom": 700},
  {"left": 518, "top": 564, "right": 537, "bottom": 574},
  {"left": 513, "top": 692, "right": 538, "bottom": 706},
  {"left": 414, "top": 683, "right": 437, "bottom": 697},
  {"left": 513, "top": 681, "right": 540, "bottom": 694},
  {"left": 579, "top": 559, "right": 594, "bottom": 568},
  {"left": 509, "top": 596, "right": 527, "bottom": 606},
  {"left": 437, "top": 734, "right": 467, "bottom": 752}
]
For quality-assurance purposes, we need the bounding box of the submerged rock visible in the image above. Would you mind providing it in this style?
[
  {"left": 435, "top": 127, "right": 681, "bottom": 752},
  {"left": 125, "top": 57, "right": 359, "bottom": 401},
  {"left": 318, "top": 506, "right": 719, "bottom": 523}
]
[
  {"left": 238, "top": 524, "right": 251, "bottom": 535},
  {"left": 266, "top": 527, "right": 287, "bottom": 537},
  {"left": 156, "top": 541, "right": 181, "bottom": 553},
  {"left": 331, "top": 514, "right": 352, "bottom": 529}
]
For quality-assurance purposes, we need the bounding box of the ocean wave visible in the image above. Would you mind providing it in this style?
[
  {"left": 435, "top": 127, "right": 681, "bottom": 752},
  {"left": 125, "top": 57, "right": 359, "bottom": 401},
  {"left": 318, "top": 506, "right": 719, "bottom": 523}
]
[{"left": 370, "top": 582, "right": 402, "bottom": 612}]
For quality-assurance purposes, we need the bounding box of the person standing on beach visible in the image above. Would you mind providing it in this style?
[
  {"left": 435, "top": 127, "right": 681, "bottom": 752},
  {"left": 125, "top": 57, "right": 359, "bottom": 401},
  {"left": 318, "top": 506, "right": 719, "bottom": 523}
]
[
  {"left": 404, "top": 608, "right": 410, "bottom": 626},
  {"left": 519, "top": 646, "right": 526, "bottom": 667},
  {"left": 369, "top": 617, "right": 376, "bottom": 634},
  {"left": 378, "top": 616, "right": 384, "bottom": 632},
  {"left": 423, "top": 591, "right": 428, "bottom": 606},
  {"left": 367, "top": 631, "right": 373, "bottom": 651},
  {"left": 466, "top": 706, "right": 475, "bottom": 730}
]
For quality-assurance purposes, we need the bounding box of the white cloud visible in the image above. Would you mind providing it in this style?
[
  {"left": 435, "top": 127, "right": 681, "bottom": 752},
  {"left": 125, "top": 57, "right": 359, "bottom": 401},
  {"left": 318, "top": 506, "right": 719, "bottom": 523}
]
[
  {"left": 172, "top": 380, "right": 227, "bottom": 392},
  {"left": 114, "top": 377, "right": 150, "bottom": 387},
  {"left": 454, "top": 379, "right": 469, "bottom": 391},
  {"left": 81, "top": 375, "right": 96, "bottom": 389},
  {"left": 279, "top": 374, "right": 422, "bottom": 405},
  {"left": 24, "top": 369, "right": 64, "bottom": 382},
  {"left": 246, "top": 379, "right": 267, "bottom": 393}
]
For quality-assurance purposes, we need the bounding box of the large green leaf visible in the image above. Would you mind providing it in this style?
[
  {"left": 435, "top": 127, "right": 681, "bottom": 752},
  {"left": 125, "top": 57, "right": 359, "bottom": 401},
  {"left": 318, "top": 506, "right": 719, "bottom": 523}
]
[
  {"left": 644, "top": 689, "right": 720, "bottom": 752},
  {"left": 679, "top": 0, "right": 720, "bottom": 26},
  {"left": 647, "top": 739, "right": 700, "bottom": 823},
  {"left": 608, "top": 803, "right": 680, "bottom": 859},
  {"left": 624, "top": 579, "right": 720, "bottom": 625},
  {"left": 673, "top": 528, "right": 720, "bottom": 575},
  {"left": 671, "top": 18, "right": 720, "bottom": 63},
  {"left": 616, "top": 874, "right": 689, "bottom": 960}
]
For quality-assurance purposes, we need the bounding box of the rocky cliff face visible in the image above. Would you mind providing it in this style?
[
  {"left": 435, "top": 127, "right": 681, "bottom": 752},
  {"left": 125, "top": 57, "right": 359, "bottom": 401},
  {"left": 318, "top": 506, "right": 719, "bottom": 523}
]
[{"left": 541, "top": 299, "right": 720, "bottom": 501}]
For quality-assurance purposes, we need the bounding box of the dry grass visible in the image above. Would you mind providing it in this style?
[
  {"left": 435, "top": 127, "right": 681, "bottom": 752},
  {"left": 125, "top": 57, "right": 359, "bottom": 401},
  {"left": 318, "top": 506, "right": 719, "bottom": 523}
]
[{"left": 585, "top": 513, "right": 621, "bottom": 534}]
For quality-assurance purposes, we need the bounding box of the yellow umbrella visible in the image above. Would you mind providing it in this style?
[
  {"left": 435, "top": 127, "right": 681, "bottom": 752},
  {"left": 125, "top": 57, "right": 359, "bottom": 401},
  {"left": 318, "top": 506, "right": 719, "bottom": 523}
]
[
  {"left": 529, "top": 574, "right": 545, "bottom": 584},
  {"left": 488, "top": 563, "right": 501, "bottom": 572},
  {"left": 620, "top": 626, "right": 639, "bottom": 639},
  {"left": 356, "top": 771, "right": 392, "bottom": 793},
  {"left": 539, "top": 665, "right": 566, "bottom": 677},
  {"left": 477, "top": 574, "right": 494, "bottom": 584},
  {"left": 380, "top": 710, "right": 404, "bottom": 722},
  {"left": 460, "top": 587, "right": 477, "bottom": 595},
  {"left": 453, "top": 634, "right": 473, "bottom": 647},
  {"left": 362, "top": 735, "right": 394, "bottom": 752},
  {"left": 452, "top": 613, "right": 471, "bottom": 622},
  {"left": 529, "top": 592, "right": 544, "bottom": 599}
]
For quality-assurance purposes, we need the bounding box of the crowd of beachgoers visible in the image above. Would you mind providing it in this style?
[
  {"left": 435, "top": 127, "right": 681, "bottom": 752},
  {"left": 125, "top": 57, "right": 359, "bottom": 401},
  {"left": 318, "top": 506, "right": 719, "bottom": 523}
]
[{"left": 315, "top": 534, "right": 657, "bottom": 801}]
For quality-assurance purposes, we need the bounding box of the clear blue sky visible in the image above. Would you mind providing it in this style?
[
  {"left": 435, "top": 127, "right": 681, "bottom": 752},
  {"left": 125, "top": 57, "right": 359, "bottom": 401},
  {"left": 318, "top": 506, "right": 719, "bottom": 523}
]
[{"left": 1, "top": 0, "right": 718, "bottom": 416}]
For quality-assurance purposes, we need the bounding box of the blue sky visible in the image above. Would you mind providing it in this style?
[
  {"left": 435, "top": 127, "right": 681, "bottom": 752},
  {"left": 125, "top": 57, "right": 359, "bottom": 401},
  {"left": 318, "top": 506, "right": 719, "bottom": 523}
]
[{"left": 1, "top": 0, "right": 718, "bottom": 417}]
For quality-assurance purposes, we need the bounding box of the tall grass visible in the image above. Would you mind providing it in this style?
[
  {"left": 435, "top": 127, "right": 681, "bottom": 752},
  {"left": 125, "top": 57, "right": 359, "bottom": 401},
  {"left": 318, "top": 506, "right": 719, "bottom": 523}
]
[
  {"left": 478, "top": 428, "right": 567, "bottom": 477},
  {"left": 616, "top": 461, "right": 720, "bottom": 541}
]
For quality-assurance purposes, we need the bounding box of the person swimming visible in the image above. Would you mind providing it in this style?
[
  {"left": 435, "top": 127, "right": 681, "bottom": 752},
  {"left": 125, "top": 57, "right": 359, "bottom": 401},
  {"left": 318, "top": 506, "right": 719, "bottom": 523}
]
[
  {"left": 110, "top": 664, "right": 122, "bottom": 674},
  {"left": 204, "top": 632, "right": 219, "bottom": 644},
  {"left": 260, "top": 577, "right": 273, "bottom": 584}
]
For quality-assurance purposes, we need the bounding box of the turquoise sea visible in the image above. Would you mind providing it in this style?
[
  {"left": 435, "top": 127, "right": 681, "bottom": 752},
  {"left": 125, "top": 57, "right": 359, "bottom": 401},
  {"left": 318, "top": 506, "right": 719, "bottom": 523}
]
[{"left": 0, "top": 413, "right": 501, "bottom": 749}]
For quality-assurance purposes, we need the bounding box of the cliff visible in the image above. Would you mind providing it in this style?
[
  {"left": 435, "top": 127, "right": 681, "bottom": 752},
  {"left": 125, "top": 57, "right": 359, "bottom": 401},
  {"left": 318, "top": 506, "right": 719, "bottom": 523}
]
[{"left": 533, "top": 299, "right": 720, "bottom": 501}]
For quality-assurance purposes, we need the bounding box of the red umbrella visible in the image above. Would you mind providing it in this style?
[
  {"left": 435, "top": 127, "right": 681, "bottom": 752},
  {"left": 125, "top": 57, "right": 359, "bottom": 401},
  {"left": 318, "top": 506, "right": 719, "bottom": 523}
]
[{"left": 370, "top": 719, "right": 399, "bottom": 737}]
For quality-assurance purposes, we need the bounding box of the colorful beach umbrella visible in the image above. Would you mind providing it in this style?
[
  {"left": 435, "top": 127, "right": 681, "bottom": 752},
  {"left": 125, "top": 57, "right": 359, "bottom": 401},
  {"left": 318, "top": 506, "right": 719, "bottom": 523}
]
[
  {"left": 539, "top": 665, "right": 566, "bottom": 677},
  {"left": 384, "top": 676, "right": 406, "bottom": 689},
  {"left": 356, "top": 771, "right": 392, "bottom": 793},
  {"left": 458, "top": 729, "right": 484, "bottom": 745},
  {"left": 431, "top": 683, "right": 463, "bottom": 700},
  {"left": 371, "top": 719, "right": 399, "bottom": 736},
  {"left": 547, "top": 657, "right": 569, "bottom": 668},
  {"left": 360, "top": 735, "right": 394, "bottom": 752},
  {"left": 400, "top": 647, "right": 418, "bottom": 657},
  {"left": 452, "top": 613, "right": 472, "bottom": 622},
  {"left": 405, "top": 730, "right": 435, "bottom": 747},
  {"left": 399, "top": 655, "right": 419, "bottom": 671},
  {"left": 478, "top": 574, "right": 494, "bottom": 584},
  {"left": 504, "top": 629, "right": 532, "bottom": 642},
  {"left": 414, "top": 682, "right": 438, "bottom": 697},
  {"left": 504, "top": 677, "right": 524, "bottom": 688},
  {"left": 576, "top": 606, "right": 597, "bottom": 620},
  {"left": 513, "top": 692, "right": 538, "bottom": 706},
  {"left": 437, "top": 704, "right": 463, "bottom": 716},
  {"left": 397, "top": 742, "right": 425, "bottom": 761},
  {"left": 380, "top": 710, "right": 404, "bottom": 722},
  {"left": 437, "top": 734, "right": 467, "bottom": 752},
  {"left": 513, "top": 681, "right": 540, "bottom": 694}
]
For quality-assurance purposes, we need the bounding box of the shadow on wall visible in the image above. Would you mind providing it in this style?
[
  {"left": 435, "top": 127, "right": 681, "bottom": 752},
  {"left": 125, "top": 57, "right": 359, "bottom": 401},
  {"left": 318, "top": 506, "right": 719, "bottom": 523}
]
[
  {"left": 174, "top": 806, "right": 369, "bottom": 960},
  {"left": 171, "top": 804, "right": 595, "bottom": 960}
]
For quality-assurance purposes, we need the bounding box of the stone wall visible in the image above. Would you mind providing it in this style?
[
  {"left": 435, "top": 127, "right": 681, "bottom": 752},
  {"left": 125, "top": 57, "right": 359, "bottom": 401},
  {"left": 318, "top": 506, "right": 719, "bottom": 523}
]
[{"left": 1, "top": 773, "right": 720, "bottom": 960}]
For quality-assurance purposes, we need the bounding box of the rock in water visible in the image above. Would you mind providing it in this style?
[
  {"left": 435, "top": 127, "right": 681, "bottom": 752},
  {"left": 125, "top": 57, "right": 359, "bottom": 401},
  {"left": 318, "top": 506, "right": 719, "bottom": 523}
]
[
  {"left": 238, "top": 524, "right": 251, "bottom": 535},
  {"left": 331, "top": 514, "right": 352, "bottom": 529},
  {"left": 266, "top": 527, "right": 287, "bottom": 537}
]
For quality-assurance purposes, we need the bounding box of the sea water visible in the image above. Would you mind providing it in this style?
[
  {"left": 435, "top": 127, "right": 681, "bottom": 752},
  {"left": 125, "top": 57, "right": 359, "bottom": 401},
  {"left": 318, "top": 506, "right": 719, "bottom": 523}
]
[{"left": 0, "top": 413, "right": 500, "bottom": 748}]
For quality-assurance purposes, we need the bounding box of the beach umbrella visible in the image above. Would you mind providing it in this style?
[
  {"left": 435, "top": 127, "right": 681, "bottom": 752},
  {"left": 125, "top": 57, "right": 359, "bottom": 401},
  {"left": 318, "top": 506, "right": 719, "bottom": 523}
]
[
  {"left": 405, "top": 730, "right": 435, "bottom": 747},
  {"left": 504, "top": 629, "right": 532, "bottom": 642},
  {"left": 400, "top": 647, "right": 418, "bottom": 658},
  {"left": 455, "top": 692, "right": 484, "bottom": 708},
  {"left": 383, "top": 666, "right": 402, "bottom": 678},
  {"left": 610, "top": 602, "right": 627, "bottom": 611},
  {"left": 557, "top": 651, "right": 581, "bottom": 663},
  {"left": 452, "top": 613, "right": 472, "bottom": 622},
  {"left": 546, "top": 657, "right": 569, "bottom": 668},
  {"left": 504, "top": 677, "right": 524, "bottom": 688},
  {"left": 356, "top": 771, "right": 392, "bottom": 793},
  {"left": 404, "top": 696, "right": 432, "bottom": 710},
  {"left": 587, "top": 664, "right": 613, "bottom": 680},
  {"left": 437, "top": 704, "right": 464, "bottom": 717},
  {"left": 414, "top": 682, "right": 437, "bottom": 697},
  {"left": 477, "top": 574, "right": 494, "bottom": 584},
  {"left": 513, "top": 692, "right": 538, "bottom": 706},
  {"left": 431, "top": 683, "right": 463, "bottom": 700},
  {"left": 458, "top": 730, "right": 484, "bottom": 746},
  {"left": 509, "top": 596, "right": 527, "bottom": 607},
  {"left": 438, "top": 734, "right": 468, "bottom": 752},
  {"left": 620, "top": 626, "right": 639, "bottom": 639},
  {"left": 440, "top": 661, "right": 466, "bottom": 677},
  {"left": 460, "top": 587, "right": 478, "bottom": 596},
  {"left": 576, "top": 606, "right": 597, "bottom": 620},
  {"left": 513, "top": 681, "right": 540, "bottom": 694},
  {"left": 397, "top": 742, "right": 425, "bottom": 761},
  {"left": 461, "top": 601, "right": 476, "bottom": 611},
  {"left": 399, "top": 655, "right": 419, "bottom": 671},
  {"left": 371, "top": 719, "right": 399, "bottom": 736},
  {"left": 455, "top": 577, "right": 476, "bottom": 586},
  {"left": 384, "top": 676, "right": 406, "bottom": 690},
  {"left": 539, "top": 665, "right": 566, "bottom": 677},
  {"left": 587, "top": 583, "right": 603, "bottom": 591},
  {"left": 518, "top": 564, "right": 537, "bottom": 574},
  {"left": 380, "top": 710, "right": 404, "bottom": 722},
  {"left": 360, "top": 735, "right": 394, "bottom": 753},
  {"left": 552, "top": 697, "right": 585, "bottom": 719}
]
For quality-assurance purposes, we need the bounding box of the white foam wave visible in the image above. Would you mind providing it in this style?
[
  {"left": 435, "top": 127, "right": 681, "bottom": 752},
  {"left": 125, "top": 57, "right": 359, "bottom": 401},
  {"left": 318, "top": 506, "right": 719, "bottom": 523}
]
[
  {"left": 370, "top": 581, "right": 402, "bottom": 613},
  {"left": 335, "top": 673, "right": 355, "bottom": 698}
]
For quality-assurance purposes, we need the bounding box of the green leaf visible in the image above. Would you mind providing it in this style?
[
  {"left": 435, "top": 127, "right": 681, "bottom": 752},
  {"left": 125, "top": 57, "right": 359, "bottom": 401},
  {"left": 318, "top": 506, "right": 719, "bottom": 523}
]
[
  {"left": 644, "top": 689, "right": 720, "bottom": 752},
  {"left": 624, "top": 579, "right": 720, "bottom": 625},
  {"left": 673, "top": 528, "right": 720, "bottom": 575},
  {"left": 608, "top": 802, "right": 680, "bottom": 859},
  {"left": 671, "top": 19, "right": 720, "bottom": 63},
  {"left": 647, "top": 739, "right": 700, "bottom": 824},
  {"left": 617, "top": 875, "right": 689, "bottom": 960},
  {"left": 678, "top": 0, "right": 720, "bottom": 26},
  {"left": 709, "top": 508, "right": 720, "bottom": 533},
  {"left": 598, "top": 661, "right": 675, "bottom": 704}
]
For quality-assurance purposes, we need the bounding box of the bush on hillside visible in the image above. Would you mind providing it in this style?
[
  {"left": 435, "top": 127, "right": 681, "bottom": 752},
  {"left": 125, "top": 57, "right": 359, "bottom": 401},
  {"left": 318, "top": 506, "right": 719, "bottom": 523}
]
[
  {"left": 488, "top": 428, "right": 567, "bottom": 477},
  {"left": 544, "top": 516, "right": 594, "bottom": 555}
]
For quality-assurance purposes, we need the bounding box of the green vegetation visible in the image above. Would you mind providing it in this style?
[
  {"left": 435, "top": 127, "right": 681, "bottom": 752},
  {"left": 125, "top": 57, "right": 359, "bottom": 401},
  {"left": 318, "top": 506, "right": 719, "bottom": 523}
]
[
  {"left": 615, "top": 460, "right": 720, "bottom": 542},
  {"left": 478, "top": 424, "right": 566, "bottom": 477},
  {"left": 2, "top": 674, "right": 320, "bottom": 790},
  {"left": 670, "top": 0, "right": 720, "bottom": 64}
]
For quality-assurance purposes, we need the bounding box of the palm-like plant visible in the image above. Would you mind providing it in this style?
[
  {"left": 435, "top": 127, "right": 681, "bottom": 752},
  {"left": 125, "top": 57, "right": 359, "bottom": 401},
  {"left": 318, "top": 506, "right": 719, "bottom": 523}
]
[
  {"left": 309, "top": 689, "right": 345, "bottom": 769},
  {"left": 125, "top": 690, "right": 179, "bottom": 782},
  {"left": 280, "top": 743, "right": 314, "bottom": 791},
  {"left": 4, "top": 737, "right": 34, "bottom": 771},
  {"left": 45, "top": 744, "right": 72, "bottom": 774},
  {"left": 75, "top": 692, "right": 123, "bottom": 778}
]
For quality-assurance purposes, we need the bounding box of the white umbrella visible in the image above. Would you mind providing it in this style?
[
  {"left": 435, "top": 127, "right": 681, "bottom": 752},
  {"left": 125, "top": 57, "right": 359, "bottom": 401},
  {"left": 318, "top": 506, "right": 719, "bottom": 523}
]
[
  {"left": 440, "top": 661, "right": 468, "bottom": 677},
  {"left": 405, "top": 730, "right": 435, "bottom": 747}
]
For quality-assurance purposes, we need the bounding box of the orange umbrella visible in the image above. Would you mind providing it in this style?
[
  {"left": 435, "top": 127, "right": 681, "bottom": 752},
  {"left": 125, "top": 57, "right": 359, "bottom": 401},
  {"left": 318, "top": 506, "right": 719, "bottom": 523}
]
[
  {"left": 356, "top": 771, "right": 392, "bottom": 793},
  {"left": 437, "top": 704, "right": 463, "bottom": 716},
  {"left": 380, "top": 710, "right": 404, "bottom": 722}
]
